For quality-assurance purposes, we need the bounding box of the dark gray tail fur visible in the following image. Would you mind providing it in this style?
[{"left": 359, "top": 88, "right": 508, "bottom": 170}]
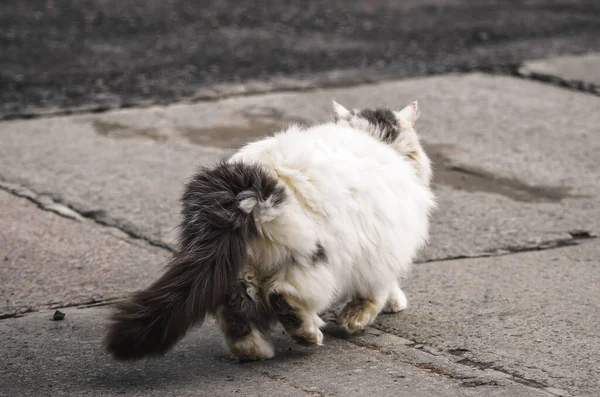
[{"left": 105, "top": 161, "right": 285, "bottom": 360}]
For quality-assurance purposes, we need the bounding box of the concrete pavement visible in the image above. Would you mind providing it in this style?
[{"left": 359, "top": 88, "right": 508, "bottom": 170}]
[
  {"left": 1, "top": 304, "right": 554, "bottom": 397},
  {"left": 0, "top": 189, "right": 168, "bottom": 318},
  {"left": 1, "top": 54, "right": 599, "bottom": 396}
]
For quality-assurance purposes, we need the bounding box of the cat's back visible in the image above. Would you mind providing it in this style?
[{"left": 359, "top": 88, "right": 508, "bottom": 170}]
[
  {"left": 233, "top": 122, "right": 414, "bottom": 185},
  {"left": 231, "top": 122, "right": 427, "bottom": 217}
]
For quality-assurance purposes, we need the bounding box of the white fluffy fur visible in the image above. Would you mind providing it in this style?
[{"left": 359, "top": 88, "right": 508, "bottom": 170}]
[
  {"left": 227, "top": 101, "right": 435, "bottom": 344},
  {"left": 231, "top": 103, "right": 435, "bottom": 346}
]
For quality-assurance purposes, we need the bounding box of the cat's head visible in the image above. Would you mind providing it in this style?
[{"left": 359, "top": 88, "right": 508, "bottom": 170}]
[
  {"left": 332, "top": 101, "right": 432, "bottom": 185},
  {"left": 332, "top": 101, "right": 419, "bottom": 144}
]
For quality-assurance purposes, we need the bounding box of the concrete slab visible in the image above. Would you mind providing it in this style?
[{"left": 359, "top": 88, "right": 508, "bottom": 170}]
[
  {"left": 0, "top": 190, "right": 169, "bottom": 317},
  {"left": 0, "top": 306, "right": 550, "bottom": 397},
  {"left": 520, "top": 53, "right": 600, "bottom": 87},
  {"left": 0, "top": 74, "right": 598, "bottom": 261},
  {"left": 379, "top": 241, "right": 600, "bottom": 396}
]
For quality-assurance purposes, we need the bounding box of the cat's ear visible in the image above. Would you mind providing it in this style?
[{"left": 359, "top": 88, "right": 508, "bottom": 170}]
[
  {"left": 333, "top": 101, "right": 351, "bottom": 121},
  {"left": 395, "top": 101, "right": 420, "bottom": 129}
]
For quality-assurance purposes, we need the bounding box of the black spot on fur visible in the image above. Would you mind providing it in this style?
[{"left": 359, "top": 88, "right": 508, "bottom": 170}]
[
  {"left": 220, "top": 283, "right": 274, "bottom": 341},
  {"left": 359, "top": 108, "right": 400, "bottom": 143},
  {"left": 312, "top": 243, "right": 327, "bottom": 265},
  {"left": 105, "top": 161, "right": 285, "bottom": 360}
]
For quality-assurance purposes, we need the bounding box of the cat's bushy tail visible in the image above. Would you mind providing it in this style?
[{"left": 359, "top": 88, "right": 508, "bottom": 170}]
[{"left": 104, "top": 161, "right": 286, "bottom": 360}]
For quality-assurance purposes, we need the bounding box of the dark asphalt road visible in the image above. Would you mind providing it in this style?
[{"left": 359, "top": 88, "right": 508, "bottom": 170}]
[{"left": 1, "top": 0, "right": 599, "bottom": 118}]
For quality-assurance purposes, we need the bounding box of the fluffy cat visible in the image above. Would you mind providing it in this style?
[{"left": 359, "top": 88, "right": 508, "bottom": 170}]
[{"left": 105, "top": 100, "right": 435, "bottom": 361}]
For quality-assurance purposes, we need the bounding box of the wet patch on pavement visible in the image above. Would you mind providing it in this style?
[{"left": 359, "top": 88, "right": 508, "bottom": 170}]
[
  {"left": 92, "top": 106, "right": 307, "bottom": 149},
  {"left": 92, "top": 120, "right": 169, "bottom": 141},
  {"left": 427, "top": 144, "right": 577, "bottom": 203}
]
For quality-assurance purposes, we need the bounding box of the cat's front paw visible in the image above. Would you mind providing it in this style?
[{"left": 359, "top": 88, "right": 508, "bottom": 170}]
[
  {"left": 338, "top": 299, "right": 379, "bottom": 332},
  {"left": 291, "top": 325, "right": 324, "bottom": 347}
]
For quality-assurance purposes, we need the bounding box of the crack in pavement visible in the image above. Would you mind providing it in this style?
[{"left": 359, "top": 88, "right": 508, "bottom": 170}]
[
  {"left": 0, "top": 179, "right": 173, "bottom": 252},
  {"left": 327, "top": 325, "right": 572, "bottom": 396},
  {"left": 0, "top": 295, "right": 121, "bottom": 321},
  {"left": 420, "top": 231, "right": 597, "bottom": 264}
]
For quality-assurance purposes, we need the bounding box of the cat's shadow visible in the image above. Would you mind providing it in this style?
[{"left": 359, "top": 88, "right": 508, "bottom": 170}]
[{"left": 85, "top": 327, "right": 315, "bottom": 394}]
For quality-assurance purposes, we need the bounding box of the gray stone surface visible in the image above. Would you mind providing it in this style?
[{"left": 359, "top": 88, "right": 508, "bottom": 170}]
[
  {"left": 1, "top": 72, "right": 599, "bottom": 396},
  {"left": 520, "top": 53, "right": 600, "bottom": 86},
  {"left": 0, "top": 117, "right": 230, "bottom": 247},
  {"left": 0, "top": 190, "right": 169, "bottom": 317},
  {"left": 0, "top": 74, "right": 598, "bottom": 261},
  {"left": 0, "top": 306, "right": 549, "bottom": 397},
  {"left": 379, "top": 240, "right": 600, "bottom": 396}
]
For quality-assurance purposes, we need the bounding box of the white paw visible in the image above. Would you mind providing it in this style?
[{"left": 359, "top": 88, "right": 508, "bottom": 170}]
[
  {"left": 292, "top": 324, "right": 324, "bottom": 347},
  {"left": 383, "top": 289, "right": 408, "bottom": 313},
  {"left": 312, "top": 327, "right": 324, "bottom": 346}
]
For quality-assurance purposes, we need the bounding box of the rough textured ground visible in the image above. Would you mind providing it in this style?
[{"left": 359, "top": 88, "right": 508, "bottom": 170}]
[
  {"left": 1, "top": 63, "right": 599, "bottom": 395},
  {"left": 0, "top": 305, "right": 556, "bottom": 397},
  {"left": 2, "top": 0, "right": 600, "bottom": 117},
  {"left": 0, "top": 190, "right": 168, "bottom": 317}
]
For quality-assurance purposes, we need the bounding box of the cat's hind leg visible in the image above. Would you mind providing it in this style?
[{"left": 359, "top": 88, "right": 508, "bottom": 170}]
[
  {"left": 339, "top": 284, "right": 407, "bottom": 331},
  {"left": 338, "top": 296, "right": 386, "bottom": 332},
  {"left": 383, "top": 283, "right": 408, "bottom": 313},
  {"left": 269, "top": 291, "right": 325, "bottom": 347},
  {"left": 216, "top": 285, "right": 275, "bottom": 361}
]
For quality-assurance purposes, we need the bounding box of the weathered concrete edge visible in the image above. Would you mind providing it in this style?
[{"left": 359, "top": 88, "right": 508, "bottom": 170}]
[
  {"left": 0, "top": 67, "right": 414, "bottom": 121},
  {"left": 516, "top": 56, "right": 600, "bottom": 97},
  {"left": 7, "top": 55, "right": 600, "bottom": 122},
  {"left": 516, "top": 70, "right": 600, "bottom": 97}
]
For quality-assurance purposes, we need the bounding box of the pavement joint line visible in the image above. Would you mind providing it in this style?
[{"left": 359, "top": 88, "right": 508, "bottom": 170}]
[
  {"left": 419, "top": 232, "right": 597, "bottom": 264},
  {"left": 0, "top": 298, "right": 118, "bottom": 321},
  {"left": 3, "top": 175, "right": 595, "bottom": 270},
  {"left": 327, "top": 325, "right": 573, "bottom": 397},
  {"left": 2, "top": 59, "right": 598, "bottom": 122},
  {"left": 0, "top": 178, "right": 174, "bottom": 252}
]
